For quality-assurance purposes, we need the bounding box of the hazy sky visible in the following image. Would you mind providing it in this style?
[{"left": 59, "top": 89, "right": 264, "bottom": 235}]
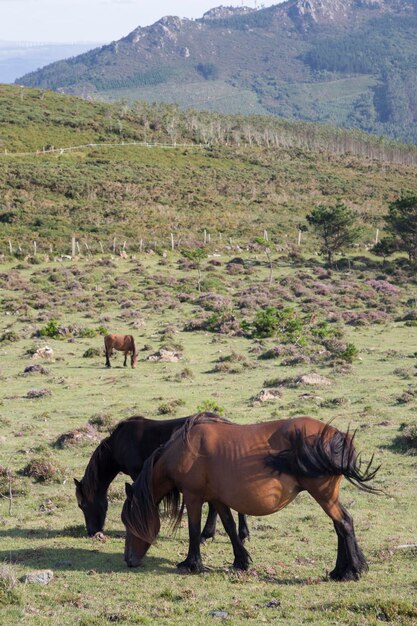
[{"left": 0, "top": 1, "right": 283, "bottom": 44}]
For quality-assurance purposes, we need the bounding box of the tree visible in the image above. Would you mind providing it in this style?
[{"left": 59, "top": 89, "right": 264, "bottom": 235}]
[
  {"left": 306, "top": 202, "right": 362, "bottom": 266},
  {"left": 384, "top": 196, "right": 417, "bottom": 262},
  {"left": 181, "top": 248, "right": 207, "bottom": 292}
]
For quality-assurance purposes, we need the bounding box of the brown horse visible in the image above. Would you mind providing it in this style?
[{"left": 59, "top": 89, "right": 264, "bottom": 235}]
[
  {"left": 74, "top": 414, "right": 249, "bottom": 541},
  {"left": 104, "top": 334, "right": 138, "bottom": 368},
  {"left": 122, "top": 414, "right": 380, "bottom": 581}
]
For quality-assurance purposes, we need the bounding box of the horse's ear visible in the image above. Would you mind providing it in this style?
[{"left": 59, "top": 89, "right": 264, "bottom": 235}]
[
  {"left": 74, "top": 478, "right": 81, "bottom": 489},
  {"left": 125, "top": 483, "right": 134, "bottom": 500}
]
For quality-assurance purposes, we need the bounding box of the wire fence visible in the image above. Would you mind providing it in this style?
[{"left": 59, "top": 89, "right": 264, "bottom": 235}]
[{"left": 0, "top": 140, "right": 209, "bottom": 158}]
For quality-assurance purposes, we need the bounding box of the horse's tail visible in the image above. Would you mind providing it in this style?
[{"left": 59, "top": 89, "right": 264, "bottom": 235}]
[
  {"left": 265, "top": 424, "right": 381, "bottom": 494},
  {"left": 130, "top": 335, "right": 136, "bottom": 355},
  {"left": 122, "top": 447, "right": 183, "bottom": 544}
]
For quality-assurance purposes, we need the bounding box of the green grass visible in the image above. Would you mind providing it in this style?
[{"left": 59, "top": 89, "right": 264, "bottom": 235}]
[{"left": 0, "top": 250, "right": 416, "bottom": 624}]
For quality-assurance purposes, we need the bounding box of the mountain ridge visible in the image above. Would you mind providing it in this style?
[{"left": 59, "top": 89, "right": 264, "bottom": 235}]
[{"left": 15, "top": 1, "right": 417, "bottom": 144}]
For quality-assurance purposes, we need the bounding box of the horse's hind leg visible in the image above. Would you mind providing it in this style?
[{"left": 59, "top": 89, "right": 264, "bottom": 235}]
[
  {"left": 123, "top": 351, "right": 127, "bottom": 367},
  {"left": 201, "top": 503, "right": 217, "bottom": 542},
  {"left": 105, "top": 345, "right": 111, "bottom": 368},
  {"left": 213, "top": 501, "right": 251, "bottom": 570},
  {"left": 309, "top": 481, "right": 368, "bottom": 581},
  {"left": 177, "top": 494, "right": 204, "bottom": 573}
]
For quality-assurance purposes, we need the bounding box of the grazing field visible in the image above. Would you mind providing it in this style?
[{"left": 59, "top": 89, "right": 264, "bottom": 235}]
[{"left": 0, "top": 250, "right": 416, "bottom": 625}]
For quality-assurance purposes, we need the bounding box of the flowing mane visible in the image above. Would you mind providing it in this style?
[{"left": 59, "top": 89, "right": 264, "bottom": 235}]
[
  {"left": 122, "top": 413, "right": 232, "bottom": 545},
  {"left": 81, "top": 436, "right": 112, "bottom": 500}
]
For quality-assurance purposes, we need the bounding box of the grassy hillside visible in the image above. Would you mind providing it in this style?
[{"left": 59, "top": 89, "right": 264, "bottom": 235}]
[{"left": 1, "top": 85, "right": 417, "bottom": 257}]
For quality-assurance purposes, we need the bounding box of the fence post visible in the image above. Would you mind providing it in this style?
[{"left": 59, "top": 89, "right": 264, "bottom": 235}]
[
  {"left": 33, "top": 241, "right": 37, "bottom": 256},
  {"left": 298, "top": 230, "right": 302, "bottom": 246},
  {"left": 171, "top": 233, "right": 174, "bottom": 251},
  {"left": 375, "top": 228, "right": 379, "bottom": 244},
  {"left": 8, "top": 240, "right": 13, "bottom": 255},
  {"left": 72, "top": 236, "right": 76, "bottom": 257},
  {"left": 99, "top": 241, "right": 104, "bottom": 254}
]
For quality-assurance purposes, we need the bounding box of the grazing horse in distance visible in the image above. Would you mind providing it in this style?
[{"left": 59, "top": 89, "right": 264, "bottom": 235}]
[
  {"left": 74, "top": 414, "right": 249, "bottom": 541},
  {"left": 122, "top": 414, "right": 380, "bottom": 581},
  {"left": 104, "top": 334, "right": 138, "bottom": 368}
]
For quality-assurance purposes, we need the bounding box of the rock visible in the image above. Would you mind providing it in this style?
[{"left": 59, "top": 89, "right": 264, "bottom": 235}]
[
  {"left": 209, "top": 610, "right": 229, "bottom": 619},
  {"left": 20, "top": 569, "right": 53, "bottom": 585},
  {"left": 23, "top": 364, "right": 49, "bottom": 375},
  {"left": 253, "top": 388, "right": 283, "bottom": 403},
  {"left": 32, "top": 346, "right": 54, "bottom": 360},
  {"left": 297, "top": 373, "right": 332, "bottom": 386},
  {"left": 148, "top": 349, "right": 181, "bottom": 363},
  {"left": 25, "top": 388, "right": 51, "bottom": 399}
]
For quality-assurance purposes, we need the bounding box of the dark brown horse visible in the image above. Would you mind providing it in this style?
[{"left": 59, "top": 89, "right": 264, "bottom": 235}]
[
  {"left": 122, "top": 414, "right": 380, "bottom": 581},
  {"left": 74, "top": 415, "right": 249, "bottom": 541},
  {"left": 104, "top": 334, "right": 138, "bottom": 368}
]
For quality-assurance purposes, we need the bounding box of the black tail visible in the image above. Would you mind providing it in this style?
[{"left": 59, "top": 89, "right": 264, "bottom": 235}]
[
  {"left": 130, "top": 335, "right": 136, "bottom": 356},
  {"left": 265, "top": 424, "right": 381, "bottom": 494}
]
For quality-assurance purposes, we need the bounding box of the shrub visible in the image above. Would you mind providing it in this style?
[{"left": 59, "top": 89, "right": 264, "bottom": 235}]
[
  {"left": 157, "top": 399, "right": 185, "bottom": 415},
  {"left": 197, "top": 399, "right": 225, "bottom": 416},
  {"left": 20, "top": 456, "right": 66, "bottom": 482},
  {"left": 83, "top": 347, "right": 102, "bottom": 358},
  {"left": 340, "top": 343, "right": 359, "bottom": 363},
  {"left": 174, "top": 367, "right": 194, "bottom": 381},
  {"left": 38, "top": 319, "right": 61, "bottom": 339},
  {"left": 393, "top": 422, "right": 417, "bottom": 452},
  {"left": 0, "top": 330, "right": 19, "bottom": 343},
  {"left": 88, "top": 412, "right": 117, "bottom": 432},
  {"left": 0, "top": 565, "right": 21, "bottom": 607},
  {"left": 245, "top": 306, "right": 306, "bottom": 344}
]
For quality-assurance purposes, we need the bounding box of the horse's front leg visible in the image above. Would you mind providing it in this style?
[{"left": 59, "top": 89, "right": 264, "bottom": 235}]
[
  {"left": 238, "top": 513, "right": 250, "bottom": 542},
  {"left": 201, "top": 502, "right": 217, "bottom": 542},
  {"left": 123, "top": 351, "right": 127, "bottom": 367},
  {"left": 177, "top": 494, "right": 204, "bottom": 573},
  {"left": 105, "top": 347, "right": 111, "bottom": 368}
]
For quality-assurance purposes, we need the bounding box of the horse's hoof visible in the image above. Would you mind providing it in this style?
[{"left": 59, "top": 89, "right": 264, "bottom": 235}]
[
  {"left": 329, "top": 568, "right": 361, "bottom": 582},
  {"left": 176, "top": 560, "right": 204, "bottom": 574},
  {"left": 239, "top": 531, "right": 250, "bottom": 543},
  {"left": 200, "top": 534, "right": 214, "bottom": 544},
  {"left": 233, "top": 558, "right": 250, "bottom": 571}
]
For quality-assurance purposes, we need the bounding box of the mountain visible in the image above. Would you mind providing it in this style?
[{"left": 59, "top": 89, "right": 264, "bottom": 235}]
[
  {"left": 0, "top": 41, "right": 102, "bottom": 84},
  {"left": 15, "top": 1, "right": 417, "bottom": 144}
]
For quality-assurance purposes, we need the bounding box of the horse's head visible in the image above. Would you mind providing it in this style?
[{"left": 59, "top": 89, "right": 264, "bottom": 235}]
[
  {"left": 121, "top": 483, "right": 155, "bottom": 567},
  {"left": 74, "top": 478, "right": 108, "bottom": 537}
]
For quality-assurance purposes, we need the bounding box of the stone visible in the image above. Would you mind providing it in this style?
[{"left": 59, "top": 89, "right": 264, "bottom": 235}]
[{"left": 20, "top": 569, "right": 54, "bottom": 585}]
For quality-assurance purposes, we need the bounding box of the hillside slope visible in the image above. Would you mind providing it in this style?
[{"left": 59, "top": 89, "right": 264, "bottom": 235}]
[
  {"left": 15, "top": 0, "right": 417, "bottom": 144},
  {"left": 1, "top": 85, "right": 417, "bottom": 255}
]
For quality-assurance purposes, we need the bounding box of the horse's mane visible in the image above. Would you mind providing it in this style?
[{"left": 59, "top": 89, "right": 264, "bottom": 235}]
[
  {"left": 81, "top": 416, "right": 146, "bottom": 500},
  {"left": 122, "top": 445, "right": 183, "bottom": 544},
  {"left": 122, "top": 412, "right": 232, "bottom": 544},
  {"left": 81, "top": 437, "right": 112, "bottom": 500},
  {"left": 180, "top": 412, "right": 232, "bottom": 447}
]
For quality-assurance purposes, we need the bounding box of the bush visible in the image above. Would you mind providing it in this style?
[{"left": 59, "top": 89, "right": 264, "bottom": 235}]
[
  {"left": 340, "top": 343, "right": 359, "bottom": 363},
  {"left": 196, "top": 399, "right": 225, "bottom": 416},
  {"left": 88, "top": 412, "right": 117, "bottom": 432},
  {"left": 83, "top": 347, "right": 102, "bottom": 358},
  {"left": 38, "top": 319, "right": 61, "bottom": 339},
  {"left": 157, "top": 399, "right": 185, "bottom": 416},
  {"left": 245, "top": 306, "right": 306, "bottom": 344},
  {"left": 0, "top": 330, "right": 19, "bottom": 343},
  {"left": 0, "top": 565, "right": 21, "bottom": 607},
  {"left": 20, "top": 456, "right": 66, "bottom": 483}
]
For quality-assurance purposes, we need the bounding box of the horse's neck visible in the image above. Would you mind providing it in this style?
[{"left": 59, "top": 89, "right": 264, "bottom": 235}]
[{"left": 84, "top": 441, "right": 119, "bottom": 496}]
